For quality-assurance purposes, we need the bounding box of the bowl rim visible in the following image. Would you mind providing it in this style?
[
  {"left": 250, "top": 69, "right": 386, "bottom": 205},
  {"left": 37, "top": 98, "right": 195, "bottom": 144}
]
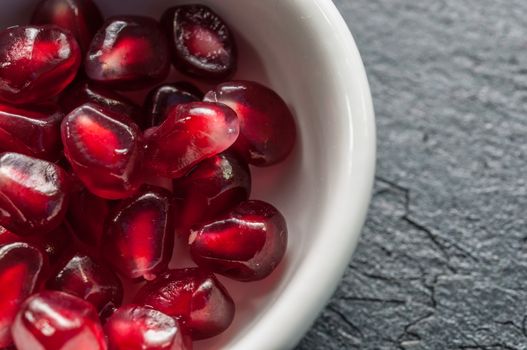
[{"left": 228, "top": 0, "right": 376, "bottom": 349}]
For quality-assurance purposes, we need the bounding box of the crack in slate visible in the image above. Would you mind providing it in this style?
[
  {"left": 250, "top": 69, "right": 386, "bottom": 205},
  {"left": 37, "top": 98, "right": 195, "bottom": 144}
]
[
  {"left": 494, "top": 320, "right": 523, "bottom": 334},
  {"left": 374, "top": 176, "right": 453, "bottom": 266},
  {"left": 342, "top": 296, "right": 406, "bottom": 305},
  {"left": 425, "top": 273, "right": 447, "bottom": 310},
  {"left": 459, "top": 332, "right": 521, "bottom": 350},
  {"left": 402, "top": 216, "right": 455, "bottom": 269},
  {"left": 326, "top": 305, "right": 364, "bottom": 339},
  {"left": 397, "top": 312, "right": 435, "bottom": 344},
  {"left": 375, "top": 176, "right": 410, "bottom": 194},
  {"left": 347, "top": 267, "right": 404, "bottom": 284},
  {"left": 457, "top": 344, "right": 519, "bottom": 350},
  {"left": 356, "top": 176, "right": 506, "bottom": 347},
  {"left": 376, "top": 176, "right": 480, "bottom": 266}
]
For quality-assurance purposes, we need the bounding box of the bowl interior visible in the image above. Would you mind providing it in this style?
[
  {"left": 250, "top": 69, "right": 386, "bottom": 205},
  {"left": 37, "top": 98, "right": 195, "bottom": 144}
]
[{"left": 0, "top": 1, "right": 375, "bottom": 349}]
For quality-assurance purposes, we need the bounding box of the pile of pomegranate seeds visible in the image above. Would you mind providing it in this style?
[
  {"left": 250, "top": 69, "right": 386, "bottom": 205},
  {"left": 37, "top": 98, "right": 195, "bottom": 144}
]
[{"left": 0, "top": 0, "right": 297, "bottom": 349}]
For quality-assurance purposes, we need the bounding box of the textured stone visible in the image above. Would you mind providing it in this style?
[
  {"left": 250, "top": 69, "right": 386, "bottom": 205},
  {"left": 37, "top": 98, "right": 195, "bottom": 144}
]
[{"left": 297, "top": 0, "right": 527, "bottom": 349}]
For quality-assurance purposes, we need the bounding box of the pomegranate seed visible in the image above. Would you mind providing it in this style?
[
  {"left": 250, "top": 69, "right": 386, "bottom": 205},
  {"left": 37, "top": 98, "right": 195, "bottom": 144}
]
[
  {"left": 105, "top": 304, "right": 192, "bottom": 350},
  {"left": 0, "top": 25, "right": 81, "bottom": 105},
  {"left": 86, "top": 16, "right": 170, "bottom": 89},
  {"left": 61, "top": 80, "right": 146, "bottom": 128},
  {"left": 61, "top": 103, "right": 144, "bottom": 199},
  {"left": 189, "top": 200, "right": 287, "bottom": 281},
  {"left": 0, "top": 242, "right": 46, "bottom": 348},
  {"left": 0, "top": 104, "right": 63, "bottom": 161},
  {"left": 0, "top": 153, "right": 70, "bottom": 235},
  {"left": 204, "top": 80, "right": 297, "bottom": 166},
  {"left": 103, "top": 186, "right": 175, "bottom": 281},
  {"left": 144, "top": 82, "right": 203, "bottom": 128},
  {"left": 47, "top": 253, "right": 123, "bottom": 313},
  {"left": 12, "top": 291, "right": 107, "bottom": 350},
  {"left": 173, "top": 152, "right": 251, "bottom": 236},
  {"left": 67, "top": 186, "right": 110, "bottom": 247},
  {"left": 31, "top": 0, "right": 104, "bottom": 53},
  {"left": 161, "top": 5, "right": 237, "bottom": 79},
  {"left": 135, "top": 268, "right": 235, "bottom": 340},
  {"left": 145, "top": 102, "right": 239, "bottom": 178}
]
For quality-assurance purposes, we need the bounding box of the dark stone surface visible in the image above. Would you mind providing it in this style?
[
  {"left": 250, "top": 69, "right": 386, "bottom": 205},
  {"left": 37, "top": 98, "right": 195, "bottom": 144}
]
[{"left": 296, "top": 1, "right": 527, "bottom": 349}]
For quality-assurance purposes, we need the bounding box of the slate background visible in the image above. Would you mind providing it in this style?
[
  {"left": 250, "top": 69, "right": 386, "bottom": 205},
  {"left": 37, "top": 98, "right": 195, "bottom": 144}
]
[{"left": 296, "top": 1, "right": 527, "bottom": 349}]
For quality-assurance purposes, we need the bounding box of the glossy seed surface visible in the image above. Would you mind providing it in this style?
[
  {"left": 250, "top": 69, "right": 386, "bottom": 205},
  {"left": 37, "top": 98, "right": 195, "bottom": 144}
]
[
  {"left": 61, "top": 103, "right": 144, "bottom": 199},
  {"left": 0, "top": 25, "right": 81, "bottom": 104},
  {"left": 0, "top": 242, "right": 46, "bottom": 348},
  {"left": 0, "top": 153, "right": 70, "bottom": 235},
  {"left": 135, "top": 268, "right": 235, "bottom": 339},
  {"left": 204, "top": 80, "right": 296, "bottom": 166},
  {"left": 161, "top": 5, "right": 237, "bottom": 79},
  {"left": 144, "top": 102, "right": 239, "bottom": 178},
  {"left": 173, "top": 152, "right": 250, "bottom": 236},
  {"left": 190, "top": 200, "right": 287, "bottom": 281},
  {"left": 103, "top": 186, "right": 175, "bottom": 281},
  {"left": 47, "top": 253, "right": 123, "bottom": 313},
  {"left": 86, "top": 16, "right": 170, "bottom": 89},
  {"left": 12, "top": 291, "right": 107, "bottom": 350},
  {"left": 105, "top": 304, "right": 192, "bottom": 350}
]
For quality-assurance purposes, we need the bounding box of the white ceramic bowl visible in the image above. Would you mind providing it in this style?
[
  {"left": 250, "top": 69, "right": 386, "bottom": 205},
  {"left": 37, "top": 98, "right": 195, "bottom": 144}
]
[{"left": 1, "top": 0, "right": 375, "bottom": 349}]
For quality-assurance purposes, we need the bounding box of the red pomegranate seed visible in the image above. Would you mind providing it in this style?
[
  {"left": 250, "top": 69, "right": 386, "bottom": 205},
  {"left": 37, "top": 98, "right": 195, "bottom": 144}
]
[
  {"left": 103, "top": 186, "right": 175, "bottom": 281},
  {"left": 12, "top": 291, "right": 107, "bottom": 350},
  {"left": 31, "top": 0, "right": 104, "bottom": 53},
  {"left": 67, "top": 186, "right": 110, "bottom": 247},
  {"left": 173, "top": 152, "right": 251, "bottom": 236},
  {"left": 145, "top": 102, "right": 239, "bottom": 178},
  {"left": 85, "top": 16, "right": 170, "bottom": 89},
  {"left": 0, "top": 242, "right": 46, "bottom": 348},
  {"left": 105, "top": 305, "right": 192, "bottom": 350},
  {"left": 61, "top": 80, "right": 146, "bottom": 128},
  {"left": 0, "top": 153, "right": 70, "bottom": 235},
  {"left": 204, "top": 80, "right": 297, "bottom": 166},
  {"left": 189, "top": 200, "right": 287, "bottom": 281},
  {"left": 61, "top": 103, "right": 144, "bottom": 199},
  {"left": 0, "top": 25, "right": 81, "bottom": 105},
  {"left": 135, "top": 268, "right": 235, "bottom": 340},
  {"left": 144, "top": 82, "right": 203, "bottom": 128},
  {"left": 161, "top": 5, "right": 237, "bottom": 79},
  {"left": 47, "top": 253, "right": 123, "bottom": 313},
  {"left": 0, "top": 104, "right": 63, "bottom": 161}
]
